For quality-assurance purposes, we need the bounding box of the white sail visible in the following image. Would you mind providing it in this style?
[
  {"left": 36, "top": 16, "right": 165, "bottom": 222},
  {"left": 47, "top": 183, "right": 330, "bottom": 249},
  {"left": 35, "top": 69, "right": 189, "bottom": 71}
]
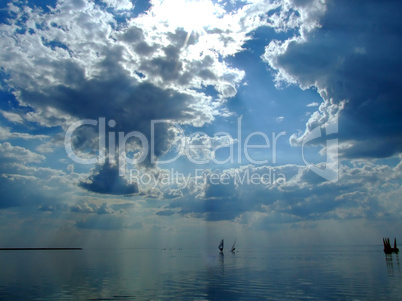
[
  {"left": 231, "top": 239, "right": 236, "bottom": 252},
  {"left": 218, "top": 239, "right": 224, "bottom": 252}
]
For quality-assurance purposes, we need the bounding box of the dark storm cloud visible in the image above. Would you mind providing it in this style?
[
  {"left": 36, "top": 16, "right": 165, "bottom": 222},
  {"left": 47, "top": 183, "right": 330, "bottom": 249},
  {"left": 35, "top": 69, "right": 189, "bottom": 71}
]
[
  {"left": 265, "top": 0, "right": 402, "bottom": 159},
  {"left": 19, "top": 46, "right": 210, "bottom": 166},
  {"left": 79, "top": 160, "right": 138, "bottom": 195}
]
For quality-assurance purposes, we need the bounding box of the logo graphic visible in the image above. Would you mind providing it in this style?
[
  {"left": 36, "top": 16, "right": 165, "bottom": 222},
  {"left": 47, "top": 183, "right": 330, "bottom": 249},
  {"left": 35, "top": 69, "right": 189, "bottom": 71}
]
[
  {"left": 301, "top": 118, "right": 339, "bottom": 183},
  {"left": 64, "top": 116, "right": 339, "bottom": 184}
]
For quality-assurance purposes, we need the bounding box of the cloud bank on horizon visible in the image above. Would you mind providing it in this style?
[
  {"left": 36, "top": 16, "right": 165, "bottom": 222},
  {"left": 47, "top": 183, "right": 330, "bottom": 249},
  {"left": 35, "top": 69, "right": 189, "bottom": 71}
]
[{"left": 0, "top": 0, "right": 400, "bottom": 245}]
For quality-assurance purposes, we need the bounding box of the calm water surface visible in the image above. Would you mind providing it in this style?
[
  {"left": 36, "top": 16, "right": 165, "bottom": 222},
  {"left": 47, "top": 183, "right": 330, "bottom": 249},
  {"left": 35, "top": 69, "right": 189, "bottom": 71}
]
[{"left": 0, "top": 245, "right": 400, "bottom": 300}]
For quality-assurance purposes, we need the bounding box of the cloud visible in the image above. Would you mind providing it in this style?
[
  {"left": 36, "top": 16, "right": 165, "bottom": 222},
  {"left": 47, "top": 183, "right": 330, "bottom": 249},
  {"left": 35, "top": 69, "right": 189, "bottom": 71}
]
[
  {"left": 79, "top": 160, "right": 139, "bottom": 195},
  {"left": 71, "top": 200, "right": 136, "bottom": 216},
  {"left": 0, "top": 110, "right": 24, "bottom": 123},
  {"left": 0, "top": 1, "right": 243, "bottom": 171},
  {"left": 0, "top": 0, "right": 399, "bottom": 235},
  {"left": 0, "top": 166, "right": 73, "bottom": 209},
  {"left": 0, "top": 142, "right": 45, "bottom": 163},
  {"left": 182, "top": 133, "right": 237, "bottom": 163},
  {"left": 0, "top": 127, "right": 48, "bottom": 141},
  {"left": 0, "top": 0, "right": 327, "bottom": 197},
  {"left": 162, "top": 188, "right": 183, "bottom": 199},
  {"left": 100, "top": 0, "right": 133, "bottom": 11},
  {"left": 168, "top": 170, "right": 246, "bottom": 221},
  {"left": 263, "top": 0, "right": 402, "bottom": 159},
  {"left": 70, "top": 201, "right": 95, "bottom": 214},
  {"left": 163, "top": 160, "right": 402, "bottom": 222},
  {"left": 70, "top": 201, "right": 113, "bottom": 214}
]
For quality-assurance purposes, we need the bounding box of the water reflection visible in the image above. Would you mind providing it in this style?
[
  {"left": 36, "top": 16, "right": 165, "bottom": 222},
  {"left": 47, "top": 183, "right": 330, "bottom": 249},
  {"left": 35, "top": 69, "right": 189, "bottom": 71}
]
[
  {"left": 385, "top": 253, "right": 400, "bottom": 278},
  {"left": 0, "top": 246, "right": 401, "bottom": 300}
]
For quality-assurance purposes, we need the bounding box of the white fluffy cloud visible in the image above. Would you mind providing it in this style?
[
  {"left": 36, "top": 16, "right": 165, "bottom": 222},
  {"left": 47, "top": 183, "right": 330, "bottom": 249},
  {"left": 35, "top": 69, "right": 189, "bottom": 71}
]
[
  {"left": 0, "top": 142, "right": 45, "bottom": 163},
  {"left": 0, "top": 127, "right": 48, "bottom": 141},
  {"left": 162, "top": 159, "right": 402, "bottom": 222}
]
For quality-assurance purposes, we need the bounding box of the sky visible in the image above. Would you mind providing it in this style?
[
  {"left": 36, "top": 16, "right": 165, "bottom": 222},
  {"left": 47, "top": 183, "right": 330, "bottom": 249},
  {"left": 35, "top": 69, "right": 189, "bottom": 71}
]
[{"left": 0, "top": 0, "right": 401, "bottom": 249}]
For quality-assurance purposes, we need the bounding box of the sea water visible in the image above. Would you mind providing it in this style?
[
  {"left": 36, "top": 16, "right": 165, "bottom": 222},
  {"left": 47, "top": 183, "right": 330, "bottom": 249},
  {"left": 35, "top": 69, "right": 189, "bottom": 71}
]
[{"left": 0, "top": 245, "right": 400, "bottom": 300}]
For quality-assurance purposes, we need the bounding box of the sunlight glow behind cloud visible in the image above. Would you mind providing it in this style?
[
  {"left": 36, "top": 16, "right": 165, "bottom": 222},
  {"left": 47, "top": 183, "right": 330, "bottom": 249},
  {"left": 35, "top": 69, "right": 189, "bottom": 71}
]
[{"left": 152, "top": 0, "right": 223, "bottom": 34}]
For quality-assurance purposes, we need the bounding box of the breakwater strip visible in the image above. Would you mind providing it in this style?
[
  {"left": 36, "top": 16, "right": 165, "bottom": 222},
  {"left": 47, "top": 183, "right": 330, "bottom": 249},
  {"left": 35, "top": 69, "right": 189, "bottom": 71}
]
[{"left": 0, "top": 248, "right": 82, "bottom": 250}]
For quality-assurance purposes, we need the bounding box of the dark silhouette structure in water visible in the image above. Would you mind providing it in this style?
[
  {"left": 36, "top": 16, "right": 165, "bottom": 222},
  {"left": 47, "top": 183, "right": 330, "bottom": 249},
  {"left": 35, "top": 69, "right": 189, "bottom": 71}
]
[{"left": 383, "top": 237, "right": 399, "bottom": 254}]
